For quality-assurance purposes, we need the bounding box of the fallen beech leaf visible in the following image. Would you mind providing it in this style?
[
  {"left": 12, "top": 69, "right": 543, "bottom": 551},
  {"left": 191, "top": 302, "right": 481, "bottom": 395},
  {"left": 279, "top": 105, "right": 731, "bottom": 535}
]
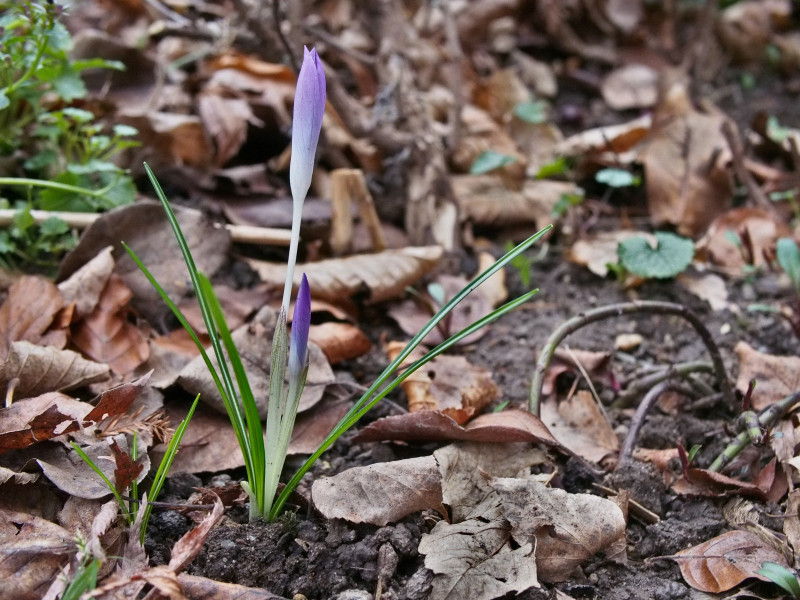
[
  {"left": 639, "top": 78, "right": 732, "bottom": 237},
  {"left": 388, "top": 274, "right": 493, "bottom": 346},
  {"left": 58, "top": 246, "right": 115, "bottom": 318},
  {"left": 735, "top": 341, "right": 800, "bottom": 409},
  {"left": 312, "top": 456, "right": 443, "bottom": 526},
  {"left": 0, "top": 509, "right": 74, "bottom": 600},
  {"left": 120, "top": 112, "right": 213, "bottom": 169},
  {"left": 353, "top": 409, "right": 564, "bottom": 450},
  {"left": 673, "top": 530, "right": 788, "bottom": 593},
  {"left": 58, "top": 202, "right": 230, "bottom": 325},
  {"left": 383, "top": 343, "right": 498, "bottom": 417},
  {"left": 702, "top": 208, "right": 790, "bottom": 273},
  {"left": 178, "top": 308, "right": 334, "bottom": 419},
  {"left": 672, "top": 460, "right": 776, "bottom": 499},
  {"left": 245, "top": 246, "right": 443, "bottom": 304},
  {"left": 0, "top": 341, "right": 109, "bottom": 399},
  {"left": 557, "top": 115, "right": 651, "bottom": 160},
  {"left": 178, "top": 574, "right": 286, "bottom": 600},
  {"left": 420, "top": 516, "right": 538, "bottom": 600},
  {"left": 308, "top": 322, "right": 371, "bottom": 364},
  {"left": 541, "top": 392, "right": 619, "bottom": 464},
  {"left": 492, "top": 477, "right": 627, "bottom": 582},
  {"left": 0, "top": 275, "right": 65, "bottom": 358},
  {"left": 71, "top": 274, "right": 149, "bottom": 375}
]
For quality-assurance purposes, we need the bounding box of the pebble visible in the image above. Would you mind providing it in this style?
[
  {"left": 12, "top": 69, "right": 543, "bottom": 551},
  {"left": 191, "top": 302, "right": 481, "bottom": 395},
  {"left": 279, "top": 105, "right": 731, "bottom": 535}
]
[
  {"left": 615, "top": 333, "right": 643, "bottom": 350},
  {"left": 331, "top": 590, "right": 372, "bottom": 600}
]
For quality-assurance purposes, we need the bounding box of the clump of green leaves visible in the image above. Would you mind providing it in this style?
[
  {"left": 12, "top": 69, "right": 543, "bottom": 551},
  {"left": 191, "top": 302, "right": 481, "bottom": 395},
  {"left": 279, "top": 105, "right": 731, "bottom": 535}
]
[{"left": 0, "top": 1, "right": 137, "bottom": 269}]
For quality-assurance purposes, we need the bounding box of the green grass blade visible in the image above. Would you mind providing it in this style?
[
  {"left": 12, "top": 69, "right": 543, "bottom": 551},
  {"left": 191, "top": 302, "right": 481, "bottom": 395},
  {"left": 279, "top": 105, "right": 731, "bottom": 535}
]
[
  {"left": 122, "top": 243, "right": 254, "bottom": 483},
  {"left": 61, "top": 558, "right": 100, "bottom": 600},
  {"left": 197, "top": 273, "right": 265, "bottom": 509},
  {"left": 71, "top": 442, "right": 131, "bottom": 523},
  {"left": 139, "top": 394, "right": 201, "bottom": 543}
]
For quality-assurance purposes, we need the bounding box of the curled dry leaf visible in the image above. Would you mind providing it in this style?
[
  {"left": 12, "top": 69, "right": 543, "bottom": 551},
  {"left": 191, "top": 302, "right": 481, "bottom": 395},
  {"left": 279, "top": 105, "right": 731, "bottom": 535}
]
[
  {"left": 701, "top": 207, "right": 790, "bottom": 273},
  {"left": 197, "top": 93, "right": 263, "bottom": 167},
  {"left": 557, "top": 115, "right": 651, "bottom": 162},
  {"left": 120, "top": 112, "right": 213, "bottom": 169},
  {"left": 70, "top": 274, "right": 149, "bottom": 375},
  {"left": 178, "top": 307, "right": 334, "bottom": 419},
  {"left": 0, "top": 508, "right": 74, "bottom": 600},
  {"left": 353, "top": 409, "right": 564, "bottom": 451},
  {"left": 245, "top": 246, "right": 443, "bottom": 304},
  {"left": 0, "top": 341, "right": 109, "bottom": 399},
  {"left": 672, "top": 459, "right": 777, "bottom": 499},
  {"left": 540, "top": 392, "right": 619, "bottom": 464},
  {"left": 673, "top": 530, "right": 788, "bottom": 593},
  {"left": 58, "top": 245, "right": 115, "bottom": 318},
  {"left": 734, "top": 341, "right": 800, "bottom": 410},
  {"left": 308, "top": 322, "right": 371, "bottom": 364},
  {"left": 312, "top": 456, "right": 443, "bottom": 526},
  {"left": 177, "top": 574, "right": 286, "bottom": 600},
  {"left": 0, "top": 275, "right": 66, "bottom": 357},
  {"left": 383, "top": 342, "right": 499, "bottom": 417},
  {"left": 492, "top": 477, "right": 627, "bottom": 582}
]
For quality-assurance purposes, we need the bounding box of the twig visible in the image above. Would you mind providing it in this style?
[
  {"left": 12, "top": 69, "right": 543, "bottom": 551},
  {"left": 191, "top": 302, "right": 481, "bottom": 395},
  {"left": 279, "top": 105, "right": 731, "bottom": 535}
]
[
  {"left": 617, "top": 381, "right": 671, "bottom": 467},
  {"left": 721, "top": 120, "right": 773, "bottom": 209},
  {"left": 272, "top": 0, "right": 298, "bottom": 71},
  {"left": 442, "top": 0, "right": 464, "bottom": 151},
  {"left": 0, "top": 209, "right": 292, "bottom": 246},
  {"left": 528, "top": 301, "right": 732, "bottom": 416},
  {"left": 612, "top": 360, "right": 714, "bottom": 409},
  {"left": 119, "top": 494, "right": 217, "bottom": 511},
  {"left": 708, "top": 391, "right": 800, "bottom": 472}
]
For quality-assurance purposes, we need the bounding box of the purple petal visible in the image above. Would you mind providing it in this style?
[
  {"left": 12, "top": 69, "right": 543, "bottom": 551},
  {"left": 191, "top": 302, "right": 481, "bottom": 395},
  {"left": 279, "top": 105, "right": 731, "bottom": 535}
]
[
  {"left": 288, "top": 273, "right": 311, "bottom": 380},
  {"left": 289, "top": 47, "right": 327, "bottom": 203}
]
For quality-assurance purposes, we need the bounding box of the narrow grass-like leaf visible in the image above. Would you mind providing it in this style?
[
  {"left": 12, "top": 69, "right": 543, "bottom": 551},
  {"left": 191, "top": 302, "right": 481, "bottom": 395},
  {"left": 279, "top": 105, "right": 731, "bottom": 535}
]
[
  {"left": 269, "top": 224, "right": 552, "bottom": 519},
  {"left": 140, "top": 393, "right": 200, "bottom": 543},
  {"left": 758, "top": 562, "right": 800, "bottom": 598},
  {"left": 263, "top": 310, "right": 289, "bottom": 519},
  {"left": 61, "top": 558, "right": 100, "bottom": 600},
  {"left": 71, "top": 442, "right": 131, "bottom": 523}
]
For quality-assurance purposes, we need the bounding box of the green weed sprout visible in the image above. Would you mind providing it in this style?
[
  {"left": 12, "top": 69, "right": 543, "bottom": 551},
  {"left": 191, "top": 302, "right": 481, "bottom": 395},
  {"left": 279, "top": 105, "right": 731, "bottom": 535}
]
[
  {"left": 758, "top": 562, "right": 800, "bottom": 598},
  {"left": 129, "top": 46, "right": 553, "bottom": 522}
]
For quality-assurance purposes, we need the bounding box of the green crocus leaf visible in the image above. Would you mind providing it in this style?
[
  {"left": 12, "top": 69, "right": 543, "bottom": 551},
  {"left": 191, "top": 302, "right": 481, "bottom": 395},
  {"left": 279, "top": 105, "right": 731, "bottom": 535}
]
[
  {"left": 618, "top": 232, "right": 694, "bottom": 279},
  {"left": 470, "top": 150, "right": 517, "bottom": 175}
]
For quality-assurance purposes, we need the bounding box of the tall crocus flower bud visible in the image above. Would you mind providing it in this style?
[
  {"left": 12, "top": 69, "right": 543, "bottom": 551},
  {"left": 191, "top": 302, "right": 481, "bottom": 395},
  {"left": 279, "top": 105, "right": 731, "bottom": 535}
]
[
  {"left": 283, "top": 47, "right": 326, "bottom": 310},
  {"left": 288, "top": 274, "right": 311, "bottom": 382}
]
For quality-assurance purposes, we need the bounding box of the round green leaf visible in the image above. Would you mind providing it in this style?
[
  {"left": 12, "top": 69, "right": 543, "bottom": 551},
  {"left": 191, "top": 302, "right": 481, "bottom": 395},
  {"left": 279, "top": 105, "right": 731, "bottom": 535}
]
[
  {"left": 618, "top": 232, "right": 694, "bottom": 279},
  {"left": 596, "top": 167, "right": 640, "bottom": 188}
]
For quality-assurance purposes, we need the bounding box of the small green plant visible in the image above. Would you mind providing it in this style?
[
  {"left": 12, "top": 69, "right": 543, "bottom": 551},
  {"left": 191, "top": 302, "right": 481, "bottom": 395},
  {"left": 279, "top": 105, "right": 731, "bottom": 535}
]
[
  {"left": 469, "top": 149, "right": 518, "bottom": 175},
  {"left": 59, "top": 535, "right": 102, "bottom": 600},
  {"left": 758, "top": 562, "right": 800, "bottom": 598},
  {"left": 0, "top": 204, "right": 77, "bottom": 269},
  {"left": 0, "top": 0, "right": 136, "bottom": 269},
  {"left": 776, "top": 237, "right": 800, "bottom": 293},
  {"left": 595, "top": 167, "right": 641, "bottom": 189},
  {"left": 513, "top": 100, "right": 549, "bottom": 125},
  {"left": 616, "top": 231, "right": 695, "bottom": 279}
]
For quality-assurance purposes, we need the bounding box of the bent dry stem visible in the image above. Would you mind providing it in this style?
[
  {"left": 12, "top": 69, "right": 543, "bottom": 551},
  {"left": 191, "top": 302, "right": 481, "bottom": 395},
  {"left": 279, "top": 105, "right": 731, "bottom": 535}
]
[{"left": 528, "top": 300, "right": 733, "bottom": 416}]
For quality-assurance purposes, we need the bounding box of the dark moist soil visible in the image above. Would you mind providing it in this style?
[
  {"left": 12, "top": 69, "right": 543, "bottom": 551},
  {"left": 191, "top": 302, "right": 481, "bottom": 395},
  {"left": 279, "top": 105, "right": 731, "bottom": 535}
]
[{"left": 145, "top": 247, "right": 799, "bottom": 600}]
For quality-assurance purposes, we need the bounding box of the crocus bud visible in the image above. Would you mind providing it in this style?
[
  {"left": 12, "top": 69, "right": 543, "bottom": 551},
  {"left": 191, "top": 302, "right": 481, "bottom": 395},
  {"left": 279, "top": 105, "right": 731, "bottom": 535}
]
[
  {"left": 288, "top": 273, "right": 311, "bottom": 381},
  {"left": 289, "top": 47, "right": 326, "bottom": 205}
]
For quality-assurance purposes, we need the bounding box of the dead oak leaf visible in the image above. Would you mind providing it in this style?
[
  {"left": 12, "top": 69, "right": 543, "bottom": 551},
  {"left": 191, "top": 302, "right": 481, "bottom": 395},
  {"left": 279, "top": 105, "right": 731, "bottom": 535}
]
[
  {"left": 492, "top": 477, "right": 627, "bottom": 583},
  {"left": 0, "top": 275, "right": 66, "bottom": 360},
  {"left": 673, "top": 530, "right": 788, "bottom": 593},
  {"left": 245, "top": 246, "right": 443, "bottom": 304},
  {"left": 312, "top": 456, "right": 444, "bottom": 526}
]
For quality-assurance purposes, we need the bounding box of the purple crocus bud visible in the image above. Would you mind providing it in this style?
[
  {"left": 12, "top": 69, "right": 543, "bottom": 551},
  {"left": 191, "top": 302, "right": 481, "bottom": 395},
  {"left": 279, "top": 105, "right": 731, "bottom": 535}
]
[
  {"left": 289, "top": 47, "right": 326, "bottom": 205},
  {"left": 288, "top": 273, "right": 311, "bottom": 381}
]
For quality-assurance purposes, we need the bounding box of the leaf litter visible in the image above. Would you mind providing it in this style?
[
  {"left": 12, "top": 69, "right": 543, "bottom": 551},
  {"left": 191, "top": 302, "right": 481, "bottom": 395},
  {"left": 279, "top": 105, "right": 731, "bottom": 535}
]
[{"left": 5, "top": 0, "right": 800, "bottom": 598}]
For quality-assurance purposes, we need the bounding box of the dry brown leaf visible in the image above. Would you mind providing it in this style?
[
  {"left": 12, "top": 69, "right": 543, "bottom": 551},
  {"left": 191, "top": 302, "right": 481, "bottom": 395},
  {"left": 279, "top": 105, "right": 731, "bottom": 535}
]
[
  {"left": 58, "top": 202, "right": 230, "bottom": 325},
  {"left": 246, "top": 246, "right": 443, "bottom": 304},
  {"left": 197, "top": 93, "right": 263, "bottom": 167},
  {"left": 419, "top": 516, "right": 538, "bottom": 600},
  {"left": 541, "top": 392, "right": 619, "bottom": 464},
  {"left": 0, "top": 393, "right": 85, "bottom": 453},
  {"left": 735, "top": 341, "right": 800, "bottom": 409},
  {"left": 58, "top": 246, "right": 115, "bottom": 318},
  {"left": 0, "top": 341, "right": 109, "bottom": 399},
  {"left": 312, "top": 456, "right": 443, "bottom": 526},
  {"left": 673, "top": 530, "right": 788, "bottom": 592},
  {"left": 0, "top": 466, "right": 38, "bottom": 485},
  {"left": 178, "top": 308, "right": 334, "bottom": 419},
  {"left": 0, "top": 275, "right": 65, "bottom": 358},
  {"left": 383, "top": 342, "right": 498, "bottom": 416},
  {"left": 701, "top": 207, "right": 791, "bottom": 273},
  {"left": 492, "top": 477, "right": 627, "bottom": 582},
  {"left": 308, "top": 322, "right": 371, "bottom": 364},
  {"left": 451, "top": 105, "right": 527, "bottom": 180},
  {"left": 541, "top": 349, "right": 613, "bottom": 397},
  {"left": 452, "top": 174, "right": 580, "bottom": 229},
  {"left": 353, "top": 409, "right": 564, "bottom": 451},
  {"left": 168, "top": 493, "right": 224, "bottom": 572},
  {"left": 177, "top": 574, "right": 286, "bottom": 600},
  {"left": 287, "top": 387, "right": 352, "bottom": 455},
  {"left": 639, "top": 78, "right": 732, "bottom": 237},
  {"left": 672, "top": 459, "right": 776, "bottom": 499},
  {"left": 676, "top": 271, "right": 731, "bottom": 312},
  {"left": 71, "top": 274, "right": 149, "bottom": 375},
  {"left": 557, "top": 115, "right": 651, "bottom": 160},
  {"left": 784, "top": 489, "right": 800, "bottom": 564},
  {"left": 120, "top": 112, "right": 213, "bottom": 169},
  {"left": 632, "top": 447, "right": 680, "bottom": 487},
  {"left": 601, "top": 64, "right": 659, "bottom": 110},
  {"left": 0, "top": 509, "right": 74, "bottom": 600}
]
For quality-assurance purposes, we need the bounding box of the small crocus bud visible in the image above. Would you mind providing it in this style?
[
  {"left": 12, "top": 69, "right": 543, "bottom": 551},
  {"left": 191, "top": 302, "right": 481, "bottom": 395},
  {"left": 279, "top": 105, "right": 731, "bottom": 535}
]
[
  {"left": 288, "top": 273, "right": 311, "bottom": 381},
  {"left": 289, "top": 47, "right": 326, "bottom": 206}
]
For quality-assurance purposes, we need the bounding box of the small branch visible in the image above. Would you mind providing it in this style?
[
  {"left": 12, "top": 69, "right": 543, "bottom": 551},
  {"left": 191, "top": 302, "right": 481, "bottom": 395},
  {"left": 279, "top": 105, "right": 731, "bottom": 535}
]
[
  {"left": 617, "top": 381, "right": 671, "bottom": 467},
  {"left": 612, "top": 360, "right": 714, "bottom": 409},
  {"left": 529, "top": 301, "right": 732, "bottom": 416},
  {"left": 0, "top": 209, "right": 292, "bottom": 246},
  {"left": 721, "top": 120, "right": 773, "bottom": 209}
]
